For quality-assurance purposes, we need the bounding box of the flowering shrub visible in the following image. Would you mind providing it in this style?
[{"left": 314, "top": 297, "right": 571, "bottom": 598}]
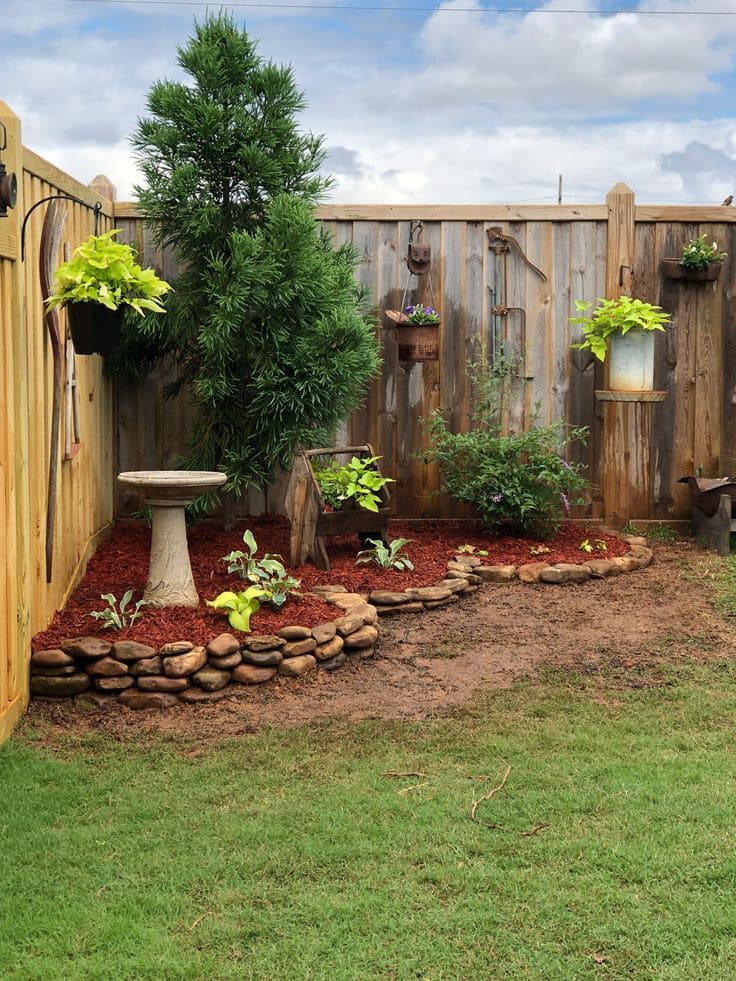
[
  {"left": 419, "top": 358, "right": 588, "bottom": 538},
  {"left": 405, "top": 304, "right": 439, "bottom": 325},
  {"left": 680, "top": 234, "right": 726, "bottom": 270}
]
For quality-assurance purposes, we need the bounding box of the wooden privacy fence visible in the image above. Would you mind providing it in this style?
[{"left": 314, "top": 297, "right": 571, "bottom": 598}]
[
  {"left": 0, "top": 102, "right": 116, "bottom": 742},
  {"left": 114, "top": 186, "right": 736, "bottom": 525}
]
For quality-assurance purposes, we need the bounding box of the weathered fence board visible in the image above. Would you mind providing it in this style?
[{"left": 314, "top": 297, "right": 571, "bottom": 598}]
[{"left": 0, "top": 102, "right": 116, "bottom": 742}]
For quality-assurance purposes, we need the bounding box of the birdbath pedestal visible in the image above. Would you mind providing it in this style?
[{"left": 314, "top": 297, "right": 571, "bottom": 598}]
[{"left": 117, "top": 470, "right": 227, "bottom": 607}]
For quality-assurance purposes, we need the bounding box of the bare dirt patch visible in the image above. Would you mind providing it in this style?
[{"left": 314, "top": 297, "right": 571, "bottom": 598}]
[{"left": 22, "top": 538, "right": 735, "bottom": 746}]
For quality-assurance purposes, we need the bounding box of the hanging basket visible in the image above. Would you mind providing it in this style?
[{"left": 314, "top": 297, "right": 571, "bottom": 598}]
[
  {"left": 661, "top": 258, "right": 723, "bottom": 282},
  {"left": 385, "top": 310, "right": 440, "bottom": 362},
  {"left": 65, "top": 302, "right": 124, "bottom": 355}
]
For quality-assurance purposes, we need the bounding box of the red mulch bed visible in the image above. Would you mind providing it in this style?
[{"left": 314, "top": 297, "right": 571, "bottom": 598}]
[{"left": 32, "top": 516, "right": 630, "bottom": 652}]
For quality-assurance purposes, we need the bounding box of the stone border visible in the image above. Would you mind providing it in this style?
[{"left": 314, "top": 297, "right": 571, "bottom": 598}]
[{"left": 29, "top": 533, "right": 652, "bottom": 708}]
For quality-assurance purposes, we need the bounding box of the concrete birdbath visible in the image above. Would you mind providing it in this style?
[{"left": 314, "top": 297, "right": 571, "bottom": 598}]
[{"left": 117, "top": 470, "right": 227, "bottom": 607}]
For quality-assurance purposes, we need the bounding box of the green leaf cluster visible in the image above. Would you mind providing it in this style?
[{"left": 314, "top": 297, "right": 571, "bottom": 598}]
[
  {"left": 205, "top": 585, "right": 265, "bottom": 632},
  {"left": 570, "top": 296, "right": 670, "bottom": 362},
  {"left": 680, "top": 234, "right": 727, "bottom": 270},
  {"left": 356, "top": 537, "right": 414, "bottom": 571},
  {"left": 419, "top": 358, "right": 588, "bottom": 539},
  {"left": 88, "top": 590, "right": 149, "bottom": 630},
  {"left": 108, "top": 14, "right": 380, "bottom": 514},
  {"left": 46, "top": 230, "right": 171, "bottom": 316},
  {"left": 312, "top": 455, "right": 393, "bottom": 513},
  {"left": 222, "top": 529, "right": 300, "bottom": 607}
]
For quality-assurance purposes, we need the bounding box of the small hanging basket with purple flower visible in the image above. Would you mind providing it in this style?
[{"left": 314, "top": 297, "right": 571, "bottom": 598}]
[
  {"left": 384, "top": 305, "right": 441, "bottom": 361},
  {"left": 384, "top": 221, "right": 441, "bottom": 361}
]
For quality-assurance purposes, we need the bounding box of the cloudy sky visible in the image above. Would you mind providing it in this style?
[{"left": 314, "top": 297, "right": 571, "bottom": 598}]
[{"left": 4, "top": 0, "right": 736, "bottom": 205}]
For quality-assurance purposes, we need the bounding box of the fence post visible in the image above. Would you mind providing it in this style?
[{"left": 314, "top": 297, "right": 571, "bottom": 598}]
[
  {"left": 0, "top": 101, "right": 31, "bottom": 740},
  {"left": 598, "top": 182, "right": 666, "bottom": 528}
]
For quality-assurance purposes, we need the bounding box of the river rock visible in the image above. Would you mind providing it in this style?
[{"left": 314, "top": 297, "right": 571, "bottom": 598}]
[
  {"left": 208, "top": 651, "right": 243, "bottom": 670},
  {"left": 631, "top": 547, "right": 654, "bottom": 568},
  {"left": 232, "top": 664, "right": 277, "bottom": 685},
  {"left": 118, "top": 690, "right": 178, "bottom": 710},
  {"left": 423, "top": 595, "right": 460, "bottom": 610},
  {"left": 86, "top": 657, "right": 129, "bottom": 677},
  {"left": 612, "top": 555, "right": 641, "bottom": 572},
  {"left": 314, "top": 635, "right": 344, "bottom": 662},
  {"left": 335, "top": 613, "right": 365, "bottom": 637},
  {"left": 311, "top": 622, "right": 337, "bottom": 645},
  {"left": 32, "top": 665, "right": 77, "bottom": 677},
  {"left": 206, "top": 633, "right": 241, "bottom": 658},
  {"left": 31, "top": 649, "right": 74, "bottom": 669},
  {"left": 319, "top": 650, "right": 346, "bottom": 672},
  {"left": 138, "top": 676, "right": 190, "bottom": 692},
  {"left": 539, "top": 564, "right": 591, "bottom": 585},
  {"left": 163, "top": 646, "right": 207, "bottom": 678},
  {"left": 112, "top": 641, "right": 157, "bottom": 662},
  {"left": 245, "top": 635, "right": 286, "bottom": 653},
  {"left": 192, "top": 667, "right": 231, "bottom": 691},
  {"left": 476, "top": 565, "right": 517, "bottom": 582},
  {"left": 327, "top": 592, "right": 369, "bottom": 610},
  {"left": 278, "top": 625, "right": 312, "bottom": 641},
  {"left": 158, "top": 640, "right": 194, "bottom": 655},
  {"left": 178, "top": 689, "right": 227, "bottom": 704},
  {"left": 406, "top": 586, "right": 452, "bottom": 602},
  {"left": 376, "top": 601, "right": 424, "bottom": 616},
  {"left": 282, "top": 637, "right": 317, "bottom": 658},
  {"left": 95, "top": 676, "right": 136, "bottom": 692},
  {"left": 61, "top": 637, "right": 111, "bottom": 659},
  {"left": 310, "top": 584, "right": 348, "bottom": 595},
  {"left": 278, "top": 654, "right": 316, "bottom": 677},
  {"left": 343, "top": 625, "right": 379, "bottom": 650},
  {"left": 582, "top": 559, "right": 617, "bottom": 577},
  {"left": 344, "top": 603, "right": 378, "bottom": 624},
  {"left": 517, "top": 562, "right": 551, "bottom": 583},
  {"left": 440, "top": 579, "right": 471, "bottom": 594},
  {"left": 368, "top": 590, "right": 412, "bottom": 606},
  {"left": 241, "top": 648, "right": 283, "bottom": 667},
  {"left": 130, "top": 656, "right": 164, "bottom": 677},
  {"left": 30, "top": 673, "right": 90, "bottom": 696},
  {"left": 451, "top": 555, "right": 482, "bottom": 567}
]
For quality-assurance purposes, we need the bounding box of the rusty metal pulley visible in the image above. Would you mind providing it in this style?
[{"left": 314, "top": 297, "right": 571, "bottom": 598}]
[{"left": 407, "top": 220, "right": 431, "bottom": 275}]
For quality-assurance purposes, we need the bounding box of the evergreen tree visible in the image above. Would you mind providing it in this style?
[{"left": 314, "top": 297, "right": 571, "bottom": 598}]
[{"left": 114, "top": 13, "right": 380, "bottom": 514}]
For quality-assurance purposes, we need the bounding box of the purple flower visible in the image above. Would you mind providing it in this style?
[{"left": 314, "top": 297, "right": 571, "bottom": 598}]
[
  {"left": 492, "top": 493, "right": 503, "bottom": 504},
  {"left": 561, "top": 492, "right": 571, "bottom": 513}
]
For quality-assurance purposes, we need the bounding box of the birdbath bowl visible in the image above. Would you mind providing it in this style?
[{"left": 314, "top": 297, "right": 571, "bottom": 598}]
[{"left": 117, "top": 470, "right": 227, "bottom": 607}]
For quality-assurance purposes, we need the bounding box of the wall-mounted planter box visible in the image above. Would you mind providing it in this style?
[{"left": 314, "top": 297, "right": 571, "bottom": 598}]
[{"left": 661, "top": 258, "right": 723, "bottom": 282}]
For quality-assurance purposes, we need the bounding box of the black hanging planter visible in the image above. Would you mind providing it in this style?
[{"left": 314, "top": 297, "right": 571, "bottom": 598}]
[{"left": 65, "top": 302, "right": 124, "bottom": 356}]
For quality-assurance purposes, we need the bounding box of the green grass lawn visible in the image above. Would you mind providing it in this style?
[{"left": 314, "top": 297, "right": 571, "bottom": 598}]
[{"left": 2, "top": 658, "right": 736, "bottom": 980}]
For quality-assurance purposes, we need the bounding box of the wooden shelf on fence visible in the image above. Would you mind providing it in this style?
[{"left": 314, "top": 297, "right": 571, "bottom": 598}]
[{"left": 285, "top": 445, "right": 391, "bottom": 571}]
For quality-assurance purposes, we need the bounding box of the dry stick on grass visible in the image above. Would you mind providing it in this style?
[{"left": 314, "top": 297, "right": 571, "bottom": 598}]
[
  {"left": 470, "top": 763, "right": 548, "bottom": 836},
  {"left": 383, "top": 770, "right": 429, "bottom": 779}
]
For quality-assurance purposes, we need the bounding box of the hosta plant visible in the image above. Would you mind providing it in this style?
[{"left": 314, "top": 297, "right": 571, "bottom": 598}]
[
  {"left": 356, "top": 537, "right": 414, "bottom": 571},
  {"left": 222, "top": 530, "right": 300, "bottom": 608},
  {"left": 88, "top": 590, "right": 149, "bottom": 630},
  {"left": 206, "top": 586, "right": 265, "bottom": 632}
]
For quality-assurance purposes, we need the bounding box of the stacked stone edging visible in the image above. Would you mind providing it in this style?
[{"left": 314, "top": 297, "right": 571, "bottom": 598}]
[{"left": 30, "top": 533, "right": 652, "bottom": 709}]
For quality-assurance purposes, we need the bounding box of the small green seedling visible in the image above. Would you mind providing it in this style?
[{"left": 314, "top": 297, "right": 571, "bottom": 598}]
[
  {"left": 580, "top": 539, "right": 608, "bottom": 553},
  {"left": 356, "top": 537, "right": 414, "bottom": 572},
  {"left": 457, "top": 544, "right": 489, "bottom": 556},
  {"left": 530, "top": 545, "right": 551, "bottom": 556},
  {"left": 206, "top": 586, "right": 265, "bottom": 632},
  {"left": 88, "top": 590, "right": 149, "bottom": 630}
]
